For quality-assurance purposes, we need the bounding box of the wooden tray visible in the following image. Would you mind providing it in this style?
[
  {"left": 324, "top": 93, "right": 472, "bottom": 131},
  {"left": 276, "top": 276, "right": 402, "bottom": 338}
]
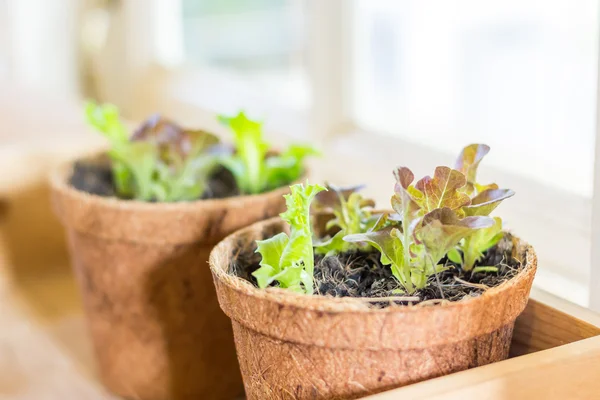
[{"left": 363, "top": 288, "right": 600, "bottom": 399}]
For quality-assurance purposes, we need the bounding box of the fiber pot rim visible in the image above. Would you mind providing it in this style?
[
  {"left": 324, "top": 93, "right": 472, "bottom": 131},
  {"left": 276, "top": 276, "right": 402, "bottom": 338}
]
[
  {"left": 50, "top": 155, "right": 306, "bottom": 245},
  {"left": 210, "top": 217, "right": 537, "bottom": 349},
  {"left": 211, "top": 217, "right": 536, "bottom": 314}
]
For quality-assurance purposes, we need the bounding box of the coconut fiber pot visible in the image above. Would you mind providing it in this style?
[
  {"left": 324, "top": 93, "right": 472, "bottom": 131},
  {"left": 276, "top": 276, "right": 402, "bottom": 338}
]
[
  {"left": 210, "top": 217, "right": 537, "bottom": 400},
  {"left": 51, "top": 162, "right": 296, "bottom": 400}
]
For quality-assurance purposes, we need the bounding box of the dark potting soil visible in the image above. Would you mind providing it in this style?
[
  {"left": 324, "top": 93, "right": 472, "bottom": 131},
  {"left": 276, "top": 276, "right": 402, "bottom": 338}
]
[
  {"left": 70, "top": 159, "right": 239, "bottom": 200},
  {"left": 230, "top": 233, "right": 525, "bottom": 308}
]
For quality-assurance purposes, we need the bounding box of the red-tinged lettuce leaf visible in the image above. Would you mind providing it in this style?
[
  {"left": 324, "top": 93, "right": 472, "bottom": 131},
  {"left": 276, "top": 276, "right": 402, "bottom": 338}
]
[
  {"left": 417, "top": 207, "right": 494, "bottom": 266},
  {"left": 462, "top": 217, "right": 504, "bottom": 270},
  {"left": 391, "top": 167, "right": 423, "bottom": 223},
  {"left": 454, "top": 144, "right": 505, "bottom": 195},
  {"left": 462, "top": 188, "right": 515, "bottom": 216},
  {"left": 132, "top": 114, "right": 219, "bottom": 163},
  {"left": 455, "top": 144, "right": 490, "bottom": 185},
  {"left": 414, "top": 166, "right": 471, "bottom": 212}
]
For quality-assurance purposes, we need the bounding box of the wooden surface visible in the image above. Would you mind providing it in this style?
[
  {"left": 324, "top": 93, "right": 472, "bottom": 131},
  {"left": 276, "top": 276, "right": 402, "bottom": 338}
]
[
  {"left": 511, "top": 288, "right": 600, "bottom": 356},
  {"left": 363, "top": 336, "right": 600, "bottom": 400},
  {"left": 364, "top": 287, "right": 600, "bottom": 400},
  {"left": 0, "top": 91, "right": 113, "bottom": 400}
]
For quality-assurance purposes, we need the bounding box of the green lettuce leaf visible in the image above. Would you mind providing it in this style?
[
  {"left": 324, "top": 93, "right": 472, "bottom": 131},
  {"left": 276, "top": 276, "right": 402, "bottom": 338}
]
[
  {"left": 85, "top": 101, "right": 129, "bottom": 145},
  {"left": 265, "top": 145, "right": 320, "bottom": 189},
  {"left": 313, "top": 184, "right": 375, "bottom": 255},
  {"left": 219, "top": 111, "right": 268, "bottom": 194},
  {"left": 253, "top": 232, "right": 289, "bottom": 288},
  {"left": 253, "top": 182, "right": 326, "bottom": 293},
  {"left": 344, "top": 227, "right": 413, "bottom": 293},
  {"left": 219, "top": 112, "right": 318, "bottom": 194},
  {"left": 461, "top": 216, "right": 504, "bottom": 271}
]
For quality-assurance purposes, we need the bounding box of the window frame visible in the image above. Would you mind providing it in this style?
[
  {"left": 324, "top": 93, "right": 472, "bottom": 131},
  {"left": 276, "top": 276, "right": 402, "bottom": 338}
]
[{"left": 590, "top": 27, "right": 600, "bottom": 311}]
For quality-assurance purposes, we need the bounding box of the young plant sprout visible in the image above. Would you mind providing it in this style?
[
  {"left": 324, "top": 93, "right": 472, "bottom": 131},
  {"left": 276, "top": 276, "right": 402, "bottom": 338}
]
[
  {"left": 345, "top": 144, "right": 514, "bottom": 293},
  {"left": 252, "top": 144, "right": 514, "bottom": 296},
  {"left": 345, "top": 166, "right": 497, "bottom": 293},
  {"left": 218, "top": 112, "right": 319, "bottom": 194},
  {"left": 85, "top": 101, "right": 220, "bottom": 202},
  {"left": 447, "top": 144, "right": 515, "bottom": 272},
  {"left": 312, "top": 184, "right": 376, "bottom": 256},
  {"left": 253, "top": 182, "right": 326, "bottom": 294}
]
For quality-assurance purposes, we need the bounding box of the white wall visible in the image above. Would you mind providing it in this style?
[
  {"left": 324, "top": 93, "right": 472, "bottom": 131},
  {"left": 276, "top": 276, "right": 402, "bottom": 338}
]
[{"left": 2, "top": 0, "right": 81, "bottom": 99}]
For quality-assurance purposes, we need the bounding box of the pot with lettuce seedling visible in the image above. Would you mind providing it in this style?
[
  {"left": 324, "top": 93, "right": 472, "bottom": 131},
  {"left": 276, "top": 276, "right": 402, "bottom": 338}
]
[
  {"left": 50, "top": 103, "right": 317, "bottom": 400},
  {"left": 210, "top": 144, "right": 537, "bottom": 400}
]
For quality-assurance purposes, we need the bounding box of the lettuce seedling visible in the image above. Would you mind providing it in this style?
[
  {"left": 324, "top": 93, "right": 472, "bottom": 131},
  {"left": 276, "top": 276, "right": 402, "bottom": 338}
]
[
  {"left": 312, "top": 184, "right": 375, "bottom": 256},
  {"left": 219, "top": 112, "right": 319, "bottom": 194},
  {"left": 85, "top": 101, "right": 219, "bottom": 201},
  {"left": 345, "top": 166, "right": 495, "bottom": 293},
  {"left": 253, "top": 182, "right": 326, "bottom": 294},
  {"left": 450, "top": 144, "right": 515, "bottom": 271},
  {"left": 250, "top": 144, "right": 513, "bottom": 296}
]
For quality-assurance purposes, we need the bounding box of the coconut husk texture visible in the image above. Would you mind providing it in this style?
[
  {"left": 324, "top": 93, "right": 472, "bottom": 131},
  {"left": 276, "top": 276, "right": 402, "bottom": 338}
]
[
  {"left": 50, "top": 162, "right": 297, "bottom": 400},
  {"left": 210, "top": 217, "right": 537, "bottom": 400}
]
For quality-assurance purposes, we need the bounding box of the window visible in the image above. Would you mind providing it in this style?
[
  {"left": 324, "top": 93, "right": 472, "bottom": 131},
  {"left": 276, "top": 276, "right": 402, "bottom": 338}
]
[
  {"left": 352, "top": 0, "right": 598, "bottom": 197},
  {"left": 336, "top": 0, "right": 600, "bottom": 308},
  {"left": 172, "top": 0, "right": 310, "bottom": 130}
]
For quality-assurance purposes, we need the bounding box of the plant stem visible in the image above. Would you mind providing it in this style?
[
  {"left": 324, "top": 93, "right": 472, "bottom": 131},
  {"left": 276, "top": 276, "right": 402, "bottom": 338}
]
[
  {"left": 402, "top": 209, "right": 415, "bottom": 293},
  {"left": 472, "top": 266, "right": 498, "bottom": 274},
  {"left": 463, "top": 237, "right": 480, "bottom": 272},
  {"left": 428, "top": 253, "right": 445, "bottom": 300}
]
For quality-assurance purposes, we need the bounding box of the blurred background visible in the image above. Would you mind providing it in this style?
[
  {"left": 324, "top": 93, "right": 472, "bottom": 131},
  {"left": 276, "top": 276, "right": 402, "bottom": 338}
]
[
  {"left": 1, "top": 1, "right": 600, "bottom": 395},
  {"left": 1, "top": 2, "right": 599, "bottom": 293},
  {"left": 2, "top": 0, "right": 598, "bottom": 189},
  {"left": 1, "top": 0, "right": 599, "bottom": 298}
]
